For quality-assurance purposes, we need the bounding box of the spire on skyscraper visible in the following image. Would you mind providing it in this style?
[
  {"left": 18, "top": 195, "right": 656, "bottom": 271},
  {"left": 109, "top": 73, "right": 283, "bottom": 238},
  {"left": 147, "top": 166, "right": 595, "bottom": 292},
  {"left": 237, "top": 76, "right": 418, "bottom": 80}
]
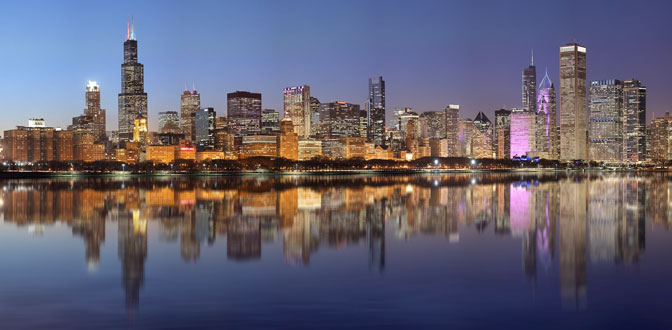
[
  {"left": 125, "top": 17, "right": 136, "bottom": 41},
  {"left": 130, "top": 17, "right": 135, "bottom": 40},
  {"left": 531, "top": 49, "right": 534, "bottom": 66},
  {"left": 538, "top": 67, "right": 553, "bottom": 90}
]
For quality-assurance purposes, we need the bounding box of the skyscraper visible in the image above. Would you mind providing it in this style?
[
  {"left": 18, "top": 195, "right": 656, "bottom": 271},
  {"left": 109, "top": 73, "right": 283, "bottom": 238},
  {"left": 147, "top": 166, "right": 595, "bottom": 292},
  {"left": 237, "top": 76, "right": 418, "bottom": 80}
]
[
  {"left": 536, "top": 69, "right": 558, "bottom": 159},
  {"left": 495, "top": 109, "right": 511, "bottom": 159},
  {"left": 158, "top": 111, "right": 180, "bottom": 134},
  {"left": 180, "top": 88, "right": 201, "bottom": 142},
  {"left": 261, "top": 108, "right": 279, "bottom": 133},
  {"left": 84, "top": 81, "right": 106, "bottom": 141},
  {"left": 559, "top": 43, "right": 587, "bottom": 160},
  {"left": 283, "top": 86, "right": 311, "bottom": 137},
  {"left": 622, "top": 79, "right": 647, "bottom": 162},
  {"left": 649, "top": 113, "right": 671, "bottom": 163},
  {"left": 118, "top": 20, "right": 148, "bottom": 143},
  {"left": 368, "top": 76, "right": 386, "bottom": 146},
  {"left": 195, "top": 108, "right": 216, "bottom": 149},
  {"left": 522, "top": 51, "right": 537, "bottom": 113},
  {"left": 588, "top": 80, "right": 622, "bottom": 162},
  {"left": 444, "top": 104, "right": 459, "bottom": 157},
  {"left": 510, "top": 107, "right": 536, "bottom": 158},
  {"left": 317, "top": 101, "right": 360, "bottom": 138},
  {"left": 472, "top": 112, "right": 493, "bottom": 158},
  {"left": 227, "top": 91, "right": 262, "bottom": 136}
]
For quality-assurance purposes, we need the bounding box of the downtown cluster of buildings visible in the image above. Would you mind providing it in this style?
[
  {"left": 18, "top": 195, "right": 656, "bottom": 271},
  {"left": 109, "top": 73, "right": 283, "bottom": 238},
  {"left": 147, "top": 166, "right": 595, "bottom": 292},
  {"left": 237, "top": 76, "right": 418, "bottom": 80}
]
[{"left": 2, "top": 22, "right": 672, "bottom": 165}]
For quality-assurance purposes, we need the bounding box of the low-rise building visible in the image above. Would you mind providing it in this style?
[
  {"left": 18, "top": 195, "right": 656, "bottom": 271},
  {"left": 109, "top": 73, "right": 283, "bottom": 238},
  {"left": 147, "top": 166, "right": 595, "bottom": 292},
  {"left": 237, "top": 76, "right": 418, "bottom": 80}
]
[{"left": 146, "top": 145, "right": 176, "bottom": 164}]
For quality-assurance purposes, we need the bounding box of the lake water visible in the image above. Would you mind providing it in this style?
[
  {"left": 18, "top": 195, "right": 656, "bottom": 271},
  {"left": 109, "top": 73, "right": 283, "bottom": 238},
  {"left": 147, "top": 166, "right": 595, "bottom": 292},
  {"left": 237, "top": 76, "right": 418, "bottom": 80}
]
[{"left": 0, "top": 173, "right": 671, "bottom": 329}]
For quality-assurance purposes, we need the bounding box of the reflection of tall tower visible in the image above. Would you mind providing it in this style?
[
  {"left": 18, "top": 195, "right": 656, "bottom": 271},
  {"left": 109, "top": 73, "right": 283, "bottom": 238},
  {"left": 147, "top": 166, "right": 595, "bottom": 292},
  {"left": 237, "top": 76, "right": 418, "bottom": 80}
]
[
  {"left": 118, "top": 19, "right": 148, "bottom": 143},
  {"left": 366, "top": 198, "right": 385, "bottom": 272},
  {"left": 617, "top": 179, "right": 646, "bottom": 264},
  {"left": 117, "top": 209, "right": 148, "bottom": 311},
  {"left": 559, "top": 178, "right": 587, "bottom": 309},
  {"left": 227, "top": 217, "right": 261, "bottom": 261},
  {"left": 72, "top": 216, "right": 106, "bottom": 272}
]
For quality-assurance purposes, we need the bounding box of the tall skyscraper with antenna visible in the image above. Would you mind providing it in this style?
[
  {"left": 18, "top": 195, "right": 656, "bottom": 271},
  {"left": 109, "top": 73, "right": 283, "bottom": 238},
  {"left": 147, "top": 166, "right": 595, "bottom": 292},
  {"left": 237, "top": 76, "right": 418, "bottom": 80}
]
[
  {"left": 522, "top": 51, "right": 536, "bottom": 113},
  {"left": 118, "top": 19, "right": 148, "bottom": 143}
]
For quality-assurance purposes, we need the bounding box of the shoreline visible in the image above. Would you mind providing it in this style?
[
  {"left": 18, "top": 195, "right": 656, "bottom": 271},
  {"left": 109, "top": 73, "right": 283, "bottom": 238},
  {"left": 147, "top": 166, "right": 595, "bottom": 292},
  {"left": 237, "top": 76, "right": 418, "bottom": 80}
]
[{"left": 0, "top": 167, "right": 662, "bottom": 178}]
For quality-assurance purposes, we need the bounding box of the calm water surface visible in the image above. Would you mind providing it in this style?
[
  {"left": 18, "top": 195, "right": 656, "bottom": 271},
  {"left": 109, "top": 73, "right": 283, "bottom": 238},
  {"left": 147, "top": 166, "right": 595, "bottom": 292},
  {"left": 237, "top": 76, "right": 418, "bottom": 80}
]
[{"left": 1, "top": 173, "right": 671, "bottom": 329}]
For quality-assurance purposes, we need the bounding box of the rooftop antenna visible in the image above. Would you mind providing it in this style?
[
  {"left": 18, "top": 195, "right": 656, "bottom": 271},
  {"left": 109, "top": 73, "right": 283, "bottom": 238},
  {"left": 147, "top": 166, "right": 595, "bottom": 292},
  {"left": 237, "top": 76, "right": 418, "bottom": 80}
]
[
  {"left": 531, "top": 49, "right": 534, "bottom": 66},
  {"left": 192, "top": 81, "right": 196, "bottom": 92},
  {"left": 184, "top": 83, "right": 188, "bottom": 92},
  {"left": 130, "top": 17, "right": 135, "bottom": 40}
]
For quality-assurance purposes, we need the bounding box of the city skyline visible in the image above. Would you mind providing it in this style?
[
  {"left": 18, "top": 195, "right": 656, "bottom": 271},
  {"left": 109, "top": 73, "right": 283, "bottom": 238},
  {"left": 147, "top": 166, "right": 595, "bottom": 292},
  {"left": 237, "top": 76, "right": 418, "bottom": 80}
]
[{"left": 3, "top": 0, "right": 672, "bottom": 133}]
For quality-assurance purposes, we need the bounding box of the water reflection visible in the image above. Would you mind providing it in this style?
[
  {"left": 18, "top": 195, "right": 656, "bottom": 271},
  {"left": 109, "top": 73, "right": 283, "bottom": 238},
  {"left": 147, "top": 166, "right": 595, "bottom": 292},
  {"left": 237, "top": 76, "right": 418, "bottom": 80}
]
[{"left": 0, "top": 173, "right": 668, "bottom": 315}]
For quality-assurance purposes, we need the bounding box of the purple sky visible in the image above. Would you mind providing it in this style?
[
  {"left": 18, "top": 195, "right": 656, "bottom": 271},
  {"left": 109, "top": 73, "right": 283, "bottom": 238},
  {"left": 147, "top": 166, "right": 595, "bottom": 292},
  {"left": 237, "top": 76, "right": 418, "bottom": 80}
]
[{"left": 1, "top": 0, "right": 671, "bottom": 132}]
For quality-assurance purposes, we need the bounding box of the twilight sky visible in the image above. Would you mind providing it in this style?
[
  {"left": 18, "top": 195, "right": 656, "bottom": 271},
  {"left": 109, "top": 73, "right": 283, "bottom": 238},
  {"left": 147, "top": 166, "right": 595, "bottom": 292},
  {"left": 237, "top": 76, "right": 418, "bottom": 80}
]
[{"left": 1, "top": 0, "right": 671, "bottom": 132}]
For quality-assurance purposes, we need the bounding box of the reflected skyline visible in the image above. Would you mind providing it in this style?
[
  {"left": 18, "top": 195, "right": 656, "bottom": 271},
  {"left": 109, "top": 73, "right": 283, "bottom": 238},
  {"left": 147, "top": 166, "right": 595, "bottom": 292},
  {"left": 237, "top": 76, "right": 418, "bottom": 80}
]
[{"left": 0, "top": 173, "right": 667, "bottom": 321}]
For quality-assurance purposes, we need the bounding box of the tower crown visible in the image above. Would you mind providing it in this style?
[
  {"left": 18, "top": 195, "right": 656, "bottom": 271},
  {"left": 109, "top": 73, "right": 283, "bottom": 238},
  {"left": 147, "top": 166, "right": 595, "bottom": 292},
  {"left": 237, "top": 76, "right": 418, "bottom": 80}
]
[{"left": 126, "top": 18, "right": 136, "bottom": 41}]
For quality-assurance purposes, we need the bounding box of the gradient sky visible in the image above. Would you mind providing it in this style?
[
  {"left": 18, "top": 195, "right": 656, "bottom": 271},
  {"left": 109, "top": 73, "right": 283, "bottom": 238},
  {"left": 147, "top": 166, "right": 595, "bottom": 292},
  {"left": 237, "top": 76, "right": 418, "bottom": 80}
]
[{"left": 1, "top": 0, "right": 672, "bottom": 132}]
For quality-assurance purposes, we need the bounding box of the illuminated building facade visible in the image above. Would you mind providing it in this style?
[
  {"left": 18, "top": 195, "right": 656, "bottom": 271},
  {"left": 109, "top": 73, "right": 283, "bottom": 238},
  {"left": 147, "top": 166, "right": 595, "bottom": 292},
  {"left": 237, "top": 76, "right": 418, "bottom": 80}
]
[
  {"left": 559, "top": 43, "right": 587, "bottom": 160},
  {"left": 158, "top": 111, "right": 180, "bottom": 134},
  {"left": 649, "top": 113, "right": 672, "bottom": 162},
  {"left": 84, "top": 81, "right": 106, "bottom": 141},
  {"left": 227, "top": 91, "right": 262, "bottom": 136},
  {"left": 444, "top": 104, "right": 459, "bottom": 157},
  {"left": 146, "top": 145, "right": 175, "bottom": 164},
  {"left": 458, "top": 119, "right": 475, "bottom": 157},
  {"left": 240, "top": 135, "right": 277, "bottom": 158},
  {"left": 622, "top": 79, "right": 647, "bottom": 162},
  {"left": 368, "top": 76, "right": 386, "bottom": 146},
  {"left": 472, "top": 112, "right": 493, "bottom": 158},
  {"left": 133, "top": 116, "right": 149, "bottom": 148},
  {"left": 510, "top": 108, "right": 536, "bottom": 158},
  {"left": 589, "top": 80, "right": 622, "bottom": 162},
  {"left": 278, "top": 118, "right": 299, "bottom": 160},
  {"left": 195, "top": 108, "right": 216, "bottom": 149},
  {"left": 317, "top": 102, "right": 360, "bottom": 138},
  {"left": 536, "top": 70, "right": 558, "bottom": 159},
  {"left": 283, "top": 85, "right": 311, "bottom": 137},
  {"left": 421, "top": 111, "right": 446, "bottom": 139},
  {"left": 495, "top": 109, "right": 511, "bottom": 159},
  {"left": 118, "top": 20, "right": 148, "bottom": 143},
  {"left": 180, "top": 89, "right": 201, "bottom": 141},
  {"left": 298, "top": 139, "right": 322, "bottom": 160},
  {"left": 261, "top": 109, "right": 279, "bottom": 133}
]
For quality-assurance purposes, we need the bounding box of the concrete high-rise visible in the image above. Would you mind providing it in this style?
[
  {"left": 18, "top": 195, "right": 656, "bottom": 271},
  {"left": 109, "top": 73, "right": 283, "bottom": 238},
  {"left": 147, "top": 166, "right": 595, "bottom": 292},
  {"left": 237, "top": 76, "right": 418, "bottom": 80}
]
[
  {"left": 522, "top": 51, "right": 537, "bottom": 113},
  {"left": 84, "top": 81, "right": 106, "bottom": 141},
  {"left": 622, "top": 79, "right": 647, "bottom": 162},
  {"left": 158, "top": 111, "right": 180, "bottom": 134},
  {"left": 283, "top": 86, "right": 311, "bottom": 137},
  {"left": 444, "top": 104, "right": 459, "bottom": 157},
  {"left": 118, "top": 20, "right": 148, "bottom": 143},
  {"left": 368, "top": 76, "right": 386, "bottom": 146},
  {"left": 588, "top": 80, "right": 622, "bottom": 162},
  {"left": 649, "top": 113, "right": 671, "bottom": 163},
  {"left": 495, "top": 109, "right": 511, "bottom": 159},
  {"left": 180, "top": 88, "right": 201, "bottom": 141},
  {"left": 559, "top": 43, "right": 587, "bottom": 160},
  {"left": 317, "top": 101, "right": 360, "bottom": 138},
  {"left": 195, "top": 108, "right": 216, "bottom": 149},
  {"left": 536, "top": 69, "right": 558, "bottom": 159},
  {"left": 227, "top": 91, "right": 262, "bottom": 136}
]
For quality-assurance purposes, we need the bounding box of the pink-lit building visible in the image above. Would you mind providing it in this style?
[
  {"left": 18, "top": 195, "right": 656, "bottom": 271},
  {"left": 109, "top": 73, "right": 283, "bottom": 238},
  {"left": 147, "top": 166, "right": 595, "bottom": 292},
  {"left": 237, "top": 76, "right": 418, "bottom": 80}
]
[{"left": 510, "top": 108, "right": 536, "bottom": 158}]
